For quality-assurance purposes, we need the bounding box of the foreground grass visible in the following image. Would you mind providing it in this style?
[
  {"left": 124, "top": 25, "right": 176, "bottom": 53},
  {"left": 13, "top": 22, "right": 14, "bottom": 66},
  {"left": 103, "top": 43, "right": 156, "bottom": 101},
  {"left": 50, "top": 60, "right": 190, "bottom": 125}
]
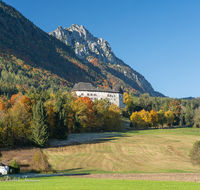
[
  {"left": 44, "top": 127, "right": 200, "bottom": 173},
  {"left": 1, "top": 177, "right": 200, "bottom": 190}
]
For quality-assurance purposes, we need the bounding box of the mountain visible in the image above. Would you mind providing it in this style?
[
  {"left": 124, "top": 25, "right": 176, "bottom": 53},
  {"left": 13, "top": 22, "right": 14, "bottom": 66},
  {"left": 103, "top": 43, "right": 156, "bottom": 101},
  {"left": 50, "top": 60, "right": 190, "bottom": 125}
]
[
  {"left": 0, "top": 1, "right": 106, "bottom": 95},
  {"left": 50, "top": 25, "right": 164, "bottom": 97},
  {"left": 181, "top": 97, "right": 196, "bottom": 100},
  {"left": 0, "top": 1, "right": 163, "bottom": 97}
]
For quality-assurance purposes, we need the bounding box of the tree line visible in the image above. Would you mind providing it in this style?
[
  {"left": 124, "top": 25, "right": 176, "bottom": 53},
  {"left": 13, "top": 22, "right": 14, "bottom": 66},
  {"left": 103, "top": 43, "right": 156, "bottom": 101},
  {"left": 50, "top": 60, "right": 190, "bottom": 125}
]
[
  {"left": 0, "top": 87, "right": 122, "bottom": 148},
  {"left": 124, "top": 92, "right": 200, "bottom": 129}
]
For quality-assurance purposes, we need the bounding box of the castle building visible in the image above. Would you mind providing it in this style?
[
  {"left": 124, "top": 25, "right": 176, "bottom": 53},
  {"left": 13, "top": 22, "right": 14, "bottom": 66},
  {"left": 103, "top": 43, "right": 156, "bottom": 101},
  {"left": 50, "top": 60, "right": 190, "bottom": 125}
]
[{"left": 71, "top": 82, "right": 126, "bottom": 108}]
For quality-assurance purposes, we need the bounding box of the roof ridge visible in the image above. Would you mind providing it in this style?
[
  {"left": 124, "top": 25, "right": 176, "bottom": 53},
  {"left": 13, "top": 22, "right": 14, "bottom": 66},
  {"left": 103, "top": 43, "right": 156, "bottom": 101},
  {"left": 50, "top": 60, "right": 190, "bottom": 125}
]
[{"left": 71, "top": 82, "right": 123, "bottom": 94}]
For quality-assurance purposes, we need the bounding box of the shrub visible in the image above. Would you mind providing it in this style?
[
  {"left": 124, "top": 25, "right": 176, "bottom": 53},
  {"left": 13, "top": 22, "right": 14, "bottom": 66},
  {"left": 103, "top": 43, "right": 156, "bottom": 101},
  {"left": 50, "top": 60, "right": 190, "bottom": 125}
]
[
  {"left": 10, "top": 160, "right": 20, "bottom": 174},
  {"left": 189, "top": 141, "right": 200, "bottom": 166},
  {"left": 32, "top": 150, "right": 50, "bottom": 172},
  {"left": 0, "top": 151, "right": 2, "bottom": 158}
]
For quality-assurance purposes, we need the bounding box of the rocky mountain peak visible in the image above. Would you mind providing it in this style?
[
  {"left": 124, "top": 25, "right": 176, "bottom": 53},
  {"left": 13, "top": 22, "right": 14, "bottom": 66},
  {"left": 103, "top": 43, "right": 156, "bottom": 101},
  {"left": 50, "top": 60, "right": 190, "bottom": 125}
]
[
  {"left": 49, "top": 24, "right": 120, "bottom": 65},
  {"left": 49, "top": 24, "right": 164, "bottom": 97}
]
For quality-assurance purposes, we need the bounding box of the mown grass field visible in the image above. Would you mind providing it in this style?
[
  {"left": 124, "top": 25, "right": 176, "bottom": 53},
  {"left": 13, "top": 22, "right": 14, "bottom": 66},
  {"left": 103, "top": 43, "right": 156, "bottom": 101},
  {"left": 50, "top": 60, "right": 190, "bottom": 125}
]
[
  {"left": 1, "top": 177, "right": 200, "bottom": 190},
  {"left": 44, "top": 127, "right": 200, "bottom": 173}
]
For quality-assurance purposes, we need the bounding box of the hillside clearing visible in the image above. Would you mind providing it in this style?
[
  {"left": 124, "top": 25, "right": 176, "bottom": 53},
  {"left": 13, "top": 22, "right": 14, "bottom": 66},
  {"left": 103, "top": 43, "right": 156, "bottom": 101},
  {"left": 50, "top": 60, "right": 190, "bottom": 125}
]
[
  {"left": 44, "top": 128, "right": 200, "bottom": 173},
  {"left": 1, "top": 127, "right": 200, "bottom": 174}
]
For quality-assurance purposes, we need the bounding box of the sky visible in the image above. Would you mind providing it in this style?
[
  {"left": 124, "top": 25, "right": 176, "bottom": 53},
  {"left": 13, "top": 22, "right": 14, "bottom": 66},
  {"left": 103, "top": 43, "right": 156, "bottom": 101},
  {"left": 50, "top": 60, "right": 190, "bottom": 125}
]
[{"left": 2, "top": 0, "right": 200, "bottom": 98}]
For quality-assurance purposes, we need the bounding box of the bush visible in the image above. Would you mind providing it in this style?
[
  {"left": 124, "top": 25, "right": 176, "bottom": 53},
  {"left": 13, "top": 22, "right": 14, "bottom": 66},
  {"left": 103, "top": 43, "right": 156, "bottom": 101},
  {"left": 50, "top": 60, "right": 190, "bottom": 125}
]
[
  {"left": 189, "top": 141, "right": 200, "bottom": 166},
  {"left": 10, "top": 160, "right": 20, "bottom": 174},
  {"left": 32, "top": 150, "right": 50, "bottom": 172},
  {"left": 0, "top": 151, "right": 2, "bottom": 158}
]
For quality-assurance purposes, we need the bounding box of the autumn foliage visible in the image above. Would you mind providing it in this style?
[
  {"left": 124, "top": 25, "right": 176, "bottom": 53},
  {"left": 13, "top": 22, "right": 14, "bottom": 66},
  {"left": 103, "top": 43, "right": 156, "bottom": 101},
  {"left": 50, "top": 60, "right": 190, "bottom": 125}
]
[{"left": 0, "top": 88, "right": 123, "bottom": 148}]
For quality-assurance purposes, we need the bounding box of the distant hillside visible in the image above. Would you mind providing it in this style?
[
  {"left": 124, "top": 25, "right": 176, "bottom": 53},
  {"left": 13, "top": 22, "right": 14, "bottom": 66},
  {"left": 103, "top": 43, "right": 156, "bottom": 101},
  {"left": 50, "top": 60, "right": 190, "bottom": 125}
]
[
  {"left": 0, "top": 1, "right": 164, "bottom": 96},
  {"left": 181, "top": 97, "right": 196, "bottom": 100}
]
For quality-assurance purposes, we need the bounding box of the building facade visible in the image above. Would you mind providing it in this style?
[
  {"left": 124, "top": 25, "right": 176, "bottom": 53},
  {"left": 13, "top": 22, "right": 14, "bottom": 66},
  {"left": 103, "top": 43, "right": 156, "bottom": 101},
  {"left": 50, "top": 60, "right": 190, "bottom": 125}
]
[
  {"left": 71, "top": 82, "right": 126, "bottom": 108},
  {"left": 0, "top": 162, "right": 10, "bottom": 175}
]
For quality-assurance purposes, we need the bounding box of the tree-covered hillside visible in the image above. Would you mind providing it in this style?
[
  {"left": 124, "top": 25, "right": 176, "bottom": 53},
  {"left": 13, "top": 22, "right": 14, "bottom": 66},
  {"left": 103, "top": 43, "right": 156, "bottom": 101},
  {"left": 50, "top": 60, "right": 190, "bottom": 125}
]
[
  {"left": 0, "top": 1, "right": 163, "bottom": 96},
  {"left": 0, "top": 1, "right": 107, "bottom": 95}
]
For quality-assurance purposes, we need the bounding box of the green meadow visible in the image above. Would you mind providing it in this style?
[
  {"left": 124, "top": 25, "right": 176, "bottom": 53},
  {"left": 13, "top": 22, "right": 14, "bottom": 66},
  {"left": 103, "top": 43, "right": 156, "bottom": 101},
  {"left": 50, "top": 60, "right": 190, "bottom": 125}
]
[
  {"left": 0, "top": 177, "right": 200, "bottom": 190},
  {"left": 44, "top": 127, "right": 200, "bottom": 173}
]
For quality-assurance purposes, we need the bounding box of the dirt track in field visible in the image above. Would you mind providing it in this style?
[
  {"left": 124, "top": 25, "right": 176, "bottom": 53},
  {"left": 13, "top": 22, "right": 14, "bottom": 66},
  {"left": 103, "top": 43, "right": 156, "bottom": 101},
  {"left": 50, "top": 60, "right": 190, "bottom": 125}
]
[{"left": 69, "top": 173, "right": 200, "bottom": 182}]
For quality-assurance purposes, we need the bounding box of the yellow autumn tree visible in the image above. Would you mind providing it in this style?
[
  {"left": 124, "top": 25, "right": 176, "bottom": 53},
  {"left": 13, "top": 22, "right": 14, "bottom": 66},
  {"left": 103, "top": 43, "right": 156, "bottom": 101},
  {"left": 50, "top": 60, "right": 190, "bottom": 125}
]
[
  {"left": 11, "top": 95, "right": 32, "bottom": 145},
  {"left": 123, "top": 92, "right": 135, "bottom": 114},
  {"left": 157, "top": 109, "right": 166, "bottom": 128},
  {"left": 149, "top": 110, "right": 158, "bottom": 128},
  {"left": 123, "top": 92, "right": 131, "bottom": 105},
  {"left": 140, "top": 109, "right": 150, "bottom": 129},
  {"left": 130, "top": 111, "right": 141, "bottom": 129},
  {"left": 165, "top": 110, "right": 174, "bottom": 127},
  {"left": 45, "top": 100, "right": 57, "bottom": 137},
  {"left": 104, "top": 104, "right": 121, "bottom": 131}
]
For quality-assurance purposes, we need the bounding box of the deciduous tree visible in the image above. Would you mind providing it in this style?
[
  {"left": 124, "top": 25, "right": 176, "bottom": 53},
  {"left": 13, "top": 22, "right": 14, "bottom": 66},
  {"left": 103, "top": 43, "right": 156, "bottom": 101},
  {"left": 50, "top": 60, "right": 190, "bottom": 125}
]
[
  {"left": 189, "top": 141, "right": 200, "bottom": 166},
  {"left": 157, "top": 109, "right": 166, "bottom": 128},
  {"left": 165, "top": 110, "right": 174, "bottom": 127},
  {"left": 149, "top": 110, "right": 158, "bottom": 128}
]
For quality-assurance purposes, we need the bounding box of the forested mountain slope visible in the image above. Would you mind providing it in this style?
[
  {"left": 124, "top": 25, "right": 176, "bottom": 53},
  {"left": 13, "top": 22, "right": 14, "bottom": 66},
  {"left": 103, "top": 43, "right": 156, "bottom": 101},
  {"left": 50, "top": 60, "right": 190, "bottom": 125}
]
[{"left": 0, "top": 1, "right": 164, "bottom": 97}]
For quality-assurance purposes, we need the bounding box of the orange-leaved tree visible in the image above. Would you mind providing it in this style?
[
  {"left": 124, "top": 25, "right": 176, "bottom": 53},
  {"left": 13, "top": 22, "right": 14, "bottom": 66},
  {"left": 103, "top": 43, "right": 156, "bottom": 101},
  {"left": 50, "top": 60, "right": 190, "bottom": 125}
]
[{"left": 74, "top": 97, "right": 95, "bottom": 131}]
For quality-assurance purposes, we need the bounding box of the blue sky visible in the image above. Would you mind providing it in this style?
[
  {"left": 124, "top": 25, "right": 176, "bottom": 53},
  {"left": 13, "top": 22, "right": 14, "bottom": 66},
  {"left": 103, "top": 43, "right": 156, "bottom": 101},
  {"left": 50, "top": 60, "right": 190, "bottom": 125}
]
[{"left": 3, "top": 0, "right": 200, "bottom": 98}]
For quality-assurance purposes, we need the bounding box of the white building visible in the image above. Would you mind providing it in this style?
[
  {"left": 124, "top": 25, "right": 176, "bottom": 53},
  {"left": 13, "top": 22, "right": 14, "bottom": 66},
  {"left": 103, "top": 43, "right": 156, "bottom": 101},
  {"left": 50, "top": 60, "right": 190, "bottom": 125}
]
[
  {"left": 0, "top": 162, "right": 10, "bottom": 175},
  {"left": 71, "top": 82, "right": 126, "bottom": 108}
]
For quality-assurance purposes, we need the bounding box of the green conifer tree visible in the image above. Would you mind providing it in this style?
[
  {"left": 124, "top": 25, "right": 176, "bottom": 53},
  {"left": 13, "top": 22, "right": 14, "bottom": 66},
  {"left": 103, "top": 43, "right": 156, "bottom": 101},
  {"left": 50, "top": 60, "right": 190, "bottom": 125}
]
[
  {"left": 73, "top": 113, "right": 81, "bottom": 132},
  {"left": 55, "top": 98, "right": 68, "bottom": 139},
  {"left": 32, "top": 101, "right": 49, "bottom": 147},
  {"left": 185, "top": 104, "right": 194, "bottom": 125},
  {"left": 163, "top": 98, "right": 170, "bottom": 112}
]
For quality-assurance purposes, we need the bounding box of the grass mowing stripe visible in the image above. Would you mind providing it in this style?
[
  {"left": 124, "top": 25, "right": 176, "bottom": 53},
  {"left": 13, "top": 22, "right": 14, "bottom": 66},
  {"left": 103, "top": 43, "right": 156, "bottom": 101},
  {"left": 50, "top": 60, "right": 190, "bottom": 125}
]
[
  {"left": 0, "top": 177, "right": 200, "bottom": 190},
  {"left": 43, "top": 128, "right": 200, "bottom": 173}
]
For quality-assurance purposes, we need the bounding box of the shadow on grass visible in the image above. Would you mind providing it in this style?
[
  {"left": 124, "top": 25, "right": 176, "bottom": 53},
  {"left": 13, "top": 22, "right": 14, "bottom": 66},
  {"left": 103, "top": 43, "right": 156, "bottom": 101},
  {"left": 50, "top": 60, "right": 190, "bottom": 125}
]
[
  {"left": 47, "top": 131, "right": 139, "bottom": 149},
  {"left": 5, "top": 168, "right": 93, "bottom": 179},
  {"left": 55, "top": 168, "right": 96, "bottom": 175}
]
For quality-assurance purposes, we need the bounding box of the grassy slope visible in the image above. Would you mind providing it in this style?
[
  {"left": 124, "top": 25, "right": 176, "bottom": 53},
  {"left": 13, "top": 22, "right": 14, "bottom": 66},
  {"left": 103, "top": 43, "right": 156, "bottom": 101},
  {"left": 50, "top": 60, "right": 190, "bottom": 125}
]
[
  {"left": 0, "top": 177, "right": 200, "bottom": 190},
  {"left": 44, "top": 128, "right": 200, "bottom": 173}
]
